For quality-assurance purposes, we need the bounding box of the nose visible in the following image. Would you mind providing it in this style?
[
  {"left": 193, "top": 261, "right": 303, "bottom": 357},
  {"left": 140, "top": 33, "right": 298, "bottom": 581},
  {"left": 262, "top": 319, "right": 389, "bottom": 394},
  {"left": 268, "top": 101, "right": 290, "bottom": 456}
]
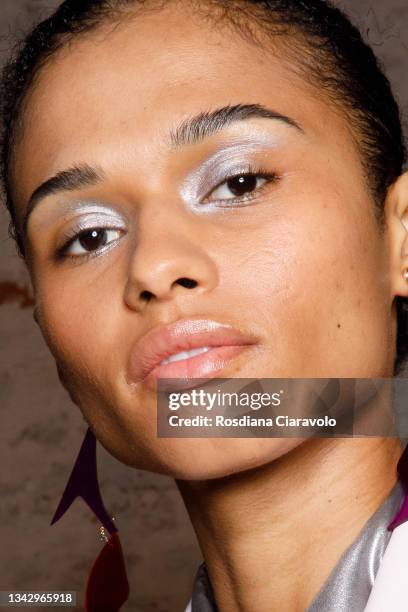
[{"left": 123, "top": 218, "right": 218, "bottom": 312}]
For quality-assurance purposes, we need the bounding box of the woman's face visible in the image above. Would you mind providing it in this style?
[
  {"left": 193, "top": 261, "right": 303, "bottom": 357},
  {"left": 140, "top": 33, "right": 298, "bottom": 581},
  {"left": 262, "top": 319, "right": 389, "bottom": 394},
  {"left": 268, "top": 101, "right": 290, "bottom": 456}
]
[{"left": 11, "top": 4, "right": 399, "bottom": 478}]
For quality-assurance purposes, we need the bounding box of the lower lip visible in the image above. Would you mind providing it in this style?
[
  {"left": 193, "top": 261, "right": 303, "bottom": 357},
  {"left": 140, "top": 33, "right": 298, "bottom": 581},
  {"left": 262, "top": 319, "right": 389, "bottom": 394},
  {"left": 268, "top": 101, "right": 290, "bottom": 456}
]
[{"left": 143, "top": 345, "right": 252, "bottom": 390}]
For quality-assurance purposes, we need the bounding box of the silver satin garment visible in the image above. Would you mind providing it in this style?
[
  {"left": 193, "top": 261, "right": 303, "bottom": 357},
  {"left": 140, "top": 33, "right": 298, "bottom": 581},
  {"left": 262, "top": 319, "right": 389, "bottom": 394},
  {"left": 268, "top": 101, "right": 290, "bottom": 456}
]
[{"left": 189, "top": 482, "right": 404, "bottom": 612}]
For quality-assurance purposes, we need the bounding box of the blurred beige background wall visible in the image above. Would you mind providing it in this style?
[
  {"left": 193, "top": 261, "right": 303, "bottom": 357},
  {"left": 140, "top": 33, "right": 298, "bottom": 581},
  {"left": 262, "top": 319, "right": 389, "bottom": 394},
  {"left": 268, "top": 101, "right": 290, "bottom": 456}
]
[{"left": 0, "top": 2, "right": 407, "bottom": 611}]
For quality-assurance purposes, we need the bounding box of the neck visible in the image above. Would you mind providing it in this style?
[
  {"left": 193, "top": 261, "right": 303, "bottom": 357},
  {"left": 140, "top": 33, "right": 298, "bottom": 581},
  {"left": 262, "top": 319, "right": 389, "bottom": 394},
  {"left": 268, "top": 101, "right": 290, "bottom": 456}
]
[{"left": 177, "top": 437, "right": 402, "bottom": 612}]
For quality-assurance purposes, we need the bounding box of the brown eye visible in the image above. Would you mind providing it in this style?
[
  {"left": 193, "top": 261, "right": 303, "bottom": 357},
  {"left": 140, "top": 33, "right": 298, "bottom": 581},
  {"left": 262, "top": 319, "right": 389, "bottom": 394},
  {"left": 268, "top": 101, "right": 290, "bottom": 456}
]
[
  {"left": 64, "top": 228, "right": 122, "bottom": 257},
  {"left": 227, "top": 174, "right": 258, "bottom": 197},
  {"left": 78, "top": 229, "right": 108, "bottom": 252},
  {"left": 209, "top": 173, "right": 270, "bottom": 203}
]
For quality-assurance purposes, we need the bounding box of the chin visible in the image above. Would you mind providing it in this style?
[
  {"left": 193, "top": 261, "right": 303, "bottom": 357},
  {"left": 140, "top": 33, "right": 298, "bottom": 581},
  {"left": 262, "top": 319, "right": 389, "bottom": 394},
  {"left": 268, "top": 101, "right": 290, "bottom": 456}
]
[{"left": 128, "top": 437, "right": 305, "bottom": 481}]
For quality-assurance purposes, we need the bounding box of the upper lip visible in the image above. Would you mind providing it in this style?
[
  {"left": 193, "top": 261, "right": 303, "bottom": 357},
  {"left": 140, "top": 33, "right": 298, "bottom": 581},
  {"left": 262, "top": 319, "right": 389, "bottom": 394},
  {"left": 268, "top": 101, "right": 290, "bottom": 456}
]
[{"left": 127, "top": 317, "right": 258, "bottom": 382}]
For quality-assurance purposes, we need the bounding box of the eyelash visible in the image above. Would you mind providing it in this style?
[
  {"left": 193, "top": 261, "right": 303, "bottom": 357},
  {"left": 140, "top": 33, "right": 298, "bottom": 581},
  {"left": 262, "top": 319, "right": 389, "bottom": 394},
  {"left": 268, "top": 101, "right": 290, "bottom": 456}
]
[
  {"left": 55, "top": 226, "right": 124, "bottom": 263},
  {"left": 203, "top": 164, "right": 280, "bottom": 206},
  {"left": 55, "top": 166, "right": 279, "bottom": 262}
]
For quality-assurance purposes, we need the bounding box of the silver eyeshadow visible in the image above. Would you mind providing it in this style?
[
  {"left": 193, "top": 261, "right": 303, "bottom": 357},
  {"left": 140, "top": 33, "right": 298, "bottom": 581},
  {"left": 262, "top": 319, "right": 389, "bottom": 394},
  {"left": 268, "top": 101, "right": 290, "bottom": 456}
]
[
  {"left": 30, "top": 202, "right": 127, "bottom": 237},
  {"left": 179, "top": 135, "right": 285, "bottom": 210},
  {"left": 56, "top": 206, "right": 126, "bottom": 246},
  {"left": 29, "top": 132, "right": 287, "bottom": 237}
]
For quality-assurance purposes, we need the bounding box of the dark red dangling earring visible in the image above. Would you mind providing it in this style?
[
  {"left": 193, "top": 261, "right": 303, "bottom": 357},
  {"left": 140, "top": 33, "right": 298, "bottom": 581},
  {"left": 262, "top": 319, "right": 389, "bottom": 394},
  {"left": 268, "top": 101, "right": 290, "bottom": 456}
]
[{"left": 51, "top": 427, "right": 130, "bottom": 611}]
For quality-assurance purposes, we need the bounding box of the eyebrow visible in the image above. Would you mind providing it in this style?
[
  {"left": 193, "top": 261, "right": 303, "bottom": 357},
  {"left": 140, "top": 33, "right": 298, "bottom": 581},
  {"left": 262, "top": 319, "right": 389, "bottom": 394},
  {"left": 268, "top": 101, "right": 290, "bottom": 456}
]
[
  {"left": 170, "top": 103, "right": 303, "bottom": 147},
  {"left": 22, "top": 103, "right": 302, "bottom": 240},
  {"left": 22, "top": 164, "right": 105, "bottom": 239}
]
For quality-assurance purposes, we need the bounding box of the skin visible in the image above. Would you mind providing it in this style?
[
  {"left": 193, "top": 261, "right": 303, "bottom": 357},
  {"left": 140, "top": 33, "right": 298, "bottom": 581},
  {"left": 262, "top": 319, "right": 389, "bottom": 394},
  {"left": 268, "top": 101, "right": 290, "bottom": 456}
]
[{"left": 9, "top": 3, "right": 408, "bottom": 610}]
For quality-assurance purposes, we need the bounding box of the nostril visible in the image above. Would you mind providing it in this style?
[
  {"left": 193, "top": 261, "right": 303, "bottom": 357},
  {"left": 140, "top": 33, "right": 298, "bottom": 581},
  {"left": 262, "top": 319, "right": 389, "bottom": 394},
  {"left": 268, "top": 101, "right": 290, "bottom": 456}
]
[
  {"left": 140, "top": 290, "right": 154, "bottom": 302},
  {"left": 176, "top": 278, "right": 198, "bottom": 289},
  {"left": 137, "top": 279, "right": 197, "bottom": 303}
]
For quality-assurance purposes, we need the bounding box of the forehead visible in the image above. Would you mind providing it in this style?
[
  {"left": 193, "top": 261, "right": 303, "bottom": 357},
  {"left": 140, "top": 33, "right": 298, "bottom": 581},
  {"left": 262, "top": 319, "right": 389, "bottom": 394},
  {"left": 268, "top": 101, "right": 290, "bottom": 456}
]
[{"left": 13, "top": 3, "right": 355, "bottom": 211}]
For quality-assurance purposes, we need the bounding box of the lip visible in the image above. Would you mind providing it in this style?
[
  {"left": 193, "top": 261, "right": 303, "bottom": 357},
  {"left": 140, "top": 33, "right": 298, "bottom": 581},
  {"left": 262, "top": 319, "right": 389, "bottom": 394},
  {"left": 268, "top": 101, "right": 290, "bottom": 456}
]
[{"left": 127, "top": 317, "right": 258, "bottom": 390}]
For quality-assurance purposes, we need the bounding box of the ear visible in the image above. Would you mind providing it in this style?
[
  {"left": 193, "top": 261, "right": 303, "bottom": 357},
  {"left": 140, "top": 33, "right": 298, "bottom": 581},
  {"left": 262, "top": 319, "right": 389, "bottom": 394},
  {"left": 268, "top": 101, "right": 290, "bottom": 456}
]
[{"left": 385, "top": 171, "right": 408, "bottom": 299}]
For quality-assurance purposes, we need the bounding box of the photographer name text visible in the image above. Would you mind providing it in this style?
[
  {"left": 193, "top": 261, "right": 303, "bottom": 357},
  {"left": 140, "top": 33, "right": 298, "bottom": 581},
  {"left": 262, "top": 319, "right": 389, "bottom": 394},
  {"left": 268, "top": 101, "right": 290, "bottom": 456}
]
[{"left": 167, "top": 415, "right": 337, "bottom": 428}]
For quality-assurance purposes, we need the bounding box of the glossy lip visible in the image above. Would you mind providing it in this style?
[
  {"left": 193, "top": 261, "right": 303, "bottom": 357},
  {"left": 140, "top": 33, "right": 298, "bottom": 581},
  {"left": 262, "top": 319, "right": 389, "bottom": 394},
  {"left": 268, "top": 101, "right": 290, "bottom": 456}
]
[{"left": 127, "top": 317, "right": 259, "bottom": 390}]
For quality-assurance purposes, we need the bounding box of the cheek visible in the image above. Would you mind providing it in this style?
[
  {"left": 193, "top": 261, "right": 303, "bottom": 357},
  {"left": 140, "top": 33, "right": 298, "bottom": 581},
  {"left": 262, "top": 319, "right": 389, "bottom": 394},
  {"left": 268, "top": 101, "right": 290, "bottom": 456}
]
[
  {"left": 35, "top": 266, "right": 126, "bottom": 391},
  {"left": 218, "top": 189, "right": 390, "bottom": 376}
]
